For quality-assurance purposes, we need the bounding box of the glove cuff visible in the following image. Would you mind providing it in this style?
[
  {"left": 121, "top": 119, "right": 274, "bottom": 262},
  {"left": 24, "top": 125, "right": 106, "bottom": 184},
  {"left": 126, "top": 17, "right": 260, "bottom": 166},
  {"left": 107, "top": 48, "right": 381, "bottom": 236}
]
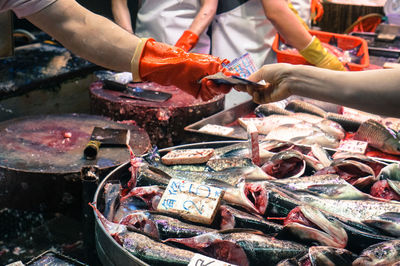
[{"left": 131, "top": 37, "right": 151, "bottom": 82}]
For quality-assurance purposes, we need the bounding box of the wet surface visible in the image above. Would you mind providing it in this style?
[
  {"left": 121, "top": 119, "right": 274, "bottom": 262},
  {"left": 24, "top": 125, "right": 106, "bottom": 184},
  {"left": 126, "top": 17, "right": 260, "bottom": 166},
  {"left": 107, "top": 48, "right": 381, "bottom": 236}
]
[
  {"left": 0, "top": 41, "right": 99, "bottom": 100},
  {"left": 0, "top": 113, "right": 150, "bottom": 173}
]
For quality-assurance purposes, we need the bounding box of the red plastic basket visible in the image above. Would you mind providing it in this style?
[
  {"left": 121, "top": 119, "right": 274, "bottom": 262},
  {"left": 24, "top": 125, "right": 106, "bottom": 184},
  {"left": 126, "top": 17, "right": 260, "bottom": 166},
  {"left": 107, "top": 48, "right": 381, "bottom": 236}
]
[{"left": 272, "top": 30, "right": 370, "bottom": 71}]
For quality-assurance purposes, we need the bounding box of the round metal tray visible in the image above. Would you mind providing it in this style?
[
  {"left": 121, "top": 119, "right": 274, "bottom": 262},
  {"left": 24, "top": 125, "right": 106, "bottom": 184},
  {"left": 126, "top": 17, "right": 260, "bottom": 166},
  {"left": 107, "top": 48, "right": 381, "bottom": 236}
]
[{"left": 93, "top": 140, "right": 245, "bottom": 266}]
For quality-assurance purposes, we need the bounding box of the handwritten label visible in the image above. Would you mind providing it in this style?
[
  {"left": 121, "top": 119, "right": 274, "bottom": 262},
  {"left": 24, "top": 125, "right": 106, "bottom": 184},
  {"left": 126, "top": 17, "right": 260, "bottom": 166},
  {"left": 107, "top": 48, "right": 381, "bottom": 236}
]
[
  {"left": 188, "top": 253, "right": 237, "bottom": 266},
  {"left": 338, "top": 140, "right": 368, "bottom": 154},
  {"left": 157, "top": 178, "right": 223, "bottom": 224}
]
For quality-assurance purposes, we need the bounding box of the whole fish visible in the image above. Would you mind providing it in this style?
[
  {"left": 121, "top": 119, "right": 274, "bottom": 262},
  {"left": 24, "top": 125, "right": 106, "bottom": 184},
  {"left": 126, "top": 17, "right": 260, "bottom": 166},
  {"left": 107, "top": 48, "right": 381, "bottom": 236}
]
[
  {"left": 353, "top": 240, "right": 400, "bottom": 266},
  {"left": 255, "top": 103, "right": 293, "bottom": 117},
  {"left": 354, "top": 119, "right": 400, "bottom": 155},
  {"left": 164, "top": 229, "right": 308, "bottom": 266},
  {"left": 287, "top": 190, "right": 400, "bottom": 222},
  {"left": 103, "top": 182, "right": 121, "bottom": 221},
  {"left": 326, "top": 112, "right": 362, "bottom": 132},
  {"left": 120, "top": 211, "right": 215, "bottom": 240},
  {"left": 285, "top": 99, "right": 327, "bottom": 118}
]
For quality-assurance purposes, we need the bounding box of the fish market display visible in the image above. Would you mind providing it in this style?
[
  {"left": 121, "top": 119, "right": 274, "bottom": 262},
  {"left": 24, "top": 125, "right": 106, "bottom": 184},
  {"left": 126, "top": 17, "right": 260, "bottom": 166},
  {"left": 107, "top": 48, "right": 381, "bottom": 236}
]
[{"left": 93, "top": 138, "right": 400, "bottom": 265}]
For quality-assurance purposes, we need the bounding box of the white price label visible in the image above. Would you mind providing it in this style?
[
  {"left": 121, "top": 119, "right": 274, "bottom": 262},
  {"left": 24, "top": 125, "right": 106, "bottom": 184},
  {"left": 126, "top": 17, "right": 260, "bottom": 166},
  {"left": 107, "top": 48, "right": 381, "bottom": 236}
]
[
  {"left": 157, "top": 178, "right": 223, "bottom": 224},
  {"left": 338, "top": 140, "right": 368, "bottom": 154},
  {"left": 188, "top": 253, "right": 237, "bottom": 266}
]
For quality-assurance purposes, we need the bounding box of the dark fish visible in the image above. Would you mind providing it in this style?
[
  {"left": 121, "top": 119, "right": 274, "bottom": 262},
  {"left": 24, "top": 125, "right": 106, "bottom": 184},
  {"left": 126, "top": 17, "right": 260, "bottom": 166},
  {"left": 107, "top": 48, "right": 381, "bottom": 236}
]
[
  {"left": 137, "top": 165, "right": 171, "bottom": 187},
  {"left": 255, "top": 103, "right": 293, "bottom": 117},
  {"left": 218, "top": 204, "right": 283, "bottom": 235},
  {"left": 363, "top": 212, "right": 400, "bottom": 237},
  {"left": 120, "top": 211, "right": 215, "bottom": 240},
  {"left": 353, "top": 240, "right": 400, "bottom": 266},
  {"left": 279, "top": 205, "right": 348, "bottom": 248},
  {"left": 354, "top": 119, "right": 400, "bottom": 155},
  {"left": 303, "top": 246, "right": 357, "bottom": 266},
  {"left": 326, "top": 112, "right": 362, "bottom": 132},
  {"left": 165, "top": 229, "right": 308, "bottom": 266},
  {"left": 285, "top": 99, "right": 327, "bottom": 118}
]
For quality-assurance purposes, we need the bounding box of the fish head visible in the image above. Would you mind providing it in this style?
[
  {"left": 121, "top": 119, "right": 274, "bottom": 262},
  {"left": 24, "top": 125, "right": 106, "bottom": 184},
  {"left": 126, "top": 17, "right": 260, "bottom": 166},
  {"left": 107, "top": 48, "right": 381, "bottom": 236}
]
[
  {"left": 244, "top": 182, "right": 269, "bottom": 215},
  {"left": 353, "top": 240, "right": 400, "bottom": 266},
  {"left": 308, "top": 246, "right": 357, "bottom": 266},
  {"left": 219, "top": 205, "right": 236, "bottom": 230},
  {"left": 120, "top": 212, "right": 160, "bottom": 239},
  {"left": 363, "top": 212, "right": 400, "bottom": 238},
  {"left": 281, "top": 205, "right": 348, "bottom": 248},
  {"left": 261, "top": 150, "right": 306, "bottom": 179},
  {"left": 379, "top": 163, "right": 400, "bottom": 181},
  {"left": 332, "top": 159, "right": 377, "bottom": 189}
]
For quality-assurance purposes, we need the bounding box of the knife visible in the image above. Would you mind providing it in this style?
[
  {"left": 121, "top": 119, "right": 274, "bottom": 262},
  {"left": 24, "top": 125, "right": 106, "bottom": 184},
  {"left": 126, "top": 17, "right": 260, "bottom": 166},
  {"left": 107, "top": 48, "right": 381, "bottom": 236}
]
[{"left": 103, "top": 79, "right": 172, "bottom": 102}]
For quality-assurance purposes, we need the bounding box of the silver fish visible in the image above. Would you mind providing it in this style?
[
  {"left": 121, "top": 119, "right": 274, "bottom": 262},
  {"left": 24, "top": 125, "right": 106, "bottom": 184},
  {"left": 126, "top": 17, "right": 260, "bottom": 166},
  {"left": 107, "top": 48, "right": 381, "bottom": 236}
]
[
  {"left": 363, "top": 212, "right": 400, "bottom": 237},
  {"left": 354, "top": 119, "right": 400, "bottom": 155}
]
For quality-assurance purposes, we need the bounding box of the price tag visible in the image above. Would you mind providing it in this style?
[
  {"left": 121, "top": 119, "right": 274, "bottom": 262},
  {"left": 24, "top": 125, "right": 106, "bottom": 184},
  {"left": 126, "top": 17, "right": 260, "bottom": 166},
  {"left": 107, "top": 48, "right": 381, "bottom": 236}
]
[
  {"left": 338, "top": 140, "right": 368, "bottom": 154},
  {"left": 199, "top": 124, "right": 235, "bottom": 137},
  {"left": 157, "top": 178, "right": 224, "bottom": 225},
  {"left": 188, "top": 253, "right": 237, "bottom": 266},
  {"left": 247, "top": 122, "right": 260, "bottom": 166}
]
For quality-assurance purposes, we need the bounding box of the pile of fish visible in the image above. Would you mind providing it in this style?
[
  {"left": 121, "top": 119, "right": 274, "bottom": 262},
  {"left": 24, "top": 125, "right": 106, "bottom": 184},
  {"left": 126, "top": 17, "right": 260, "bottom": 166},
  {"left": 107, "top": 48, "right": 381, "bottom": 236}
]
[{"left": 93, "top": 136, "right": 400, "bottom": 265}]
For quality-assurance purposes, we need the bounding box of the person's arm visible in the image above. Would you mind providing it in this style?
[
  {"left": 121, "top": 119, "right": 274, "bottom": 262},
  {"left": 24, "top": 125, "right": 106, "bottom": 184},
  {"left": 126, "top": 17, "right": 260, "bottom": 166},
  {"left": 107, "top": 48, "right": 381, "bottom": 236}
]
[
  {"left": 238, "top": 63, "right": 400, "bottom": 117},
  {"left": 261, "top": 0, "right": 344, "bottom": 71},
  {"left": 111, "top": 0, "right": 134, "bottom": 33},
  {"left": 175, "top": 0, "right": 217, "bottom": 51},
  {"left": 26, "top": 0, "right": 140, "bottom": 72}
]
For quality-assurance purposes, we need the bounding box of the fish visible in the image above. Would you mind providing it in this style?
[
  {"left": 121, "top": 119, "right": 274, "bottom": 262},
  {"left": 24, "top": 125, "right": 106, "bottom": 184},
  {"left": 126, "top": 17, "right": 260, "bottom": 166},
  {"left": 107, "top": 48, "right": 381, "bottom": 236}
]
[
  {"left": 279, "top": 205, "right": 348, "bottom": 248},
  {"left": 316, "top": 159, "right": 377, "bottom": 189},
  {"left": 378, "top": 163, "right": 400, "bottom": 181},
  {"left": 239, "top": 115, "right": 304, "bottom": 135},
  {"left": 91, "top": 203, "right": 196, "bottom": 265},
  {"left": 206, "top": 158, "right": 254, "bottom": 172},
  {"left": 285, "top": 99, "right": 327, "bottom": 118},
  {"left": 164, "top": 229, "right": 308, "bottom": 266},
  {"left": 286, "top": 189, "right": 400, "bottom": 222},
  {"left": 255, "top": 103, "right": 293, "bottom": 117},
  {"left": 217, "top": 204, "right": 283, "bottom": 235},
  {"left": 103, "top": 182, "right": 121, "bottom": 221},
  {"left": 353, "top": 119, "right": 400, "bottom": 155},
  {"left": 120, "top": 211, "right": 216, "bottom": 240},
  {"left": 261, "top": 149, "right": 306, "bottom": 179},
  {"left": 310, "top": 143, "right": 332, "bottom": 168},
  {"left": 264, "top": 123, "right": 340, "bottom": 149},
  {"left": 332, "top": 152, "right": 386, "bottom": 177},
  {"left": 326, "top": 112, "right": 362, "bottom": 132},
  {"left": 353, "top": 240, "right": 400, "bottom": 266},
  {"left": 363, "top": 212, "right": 400, "bottom": 238},
  {"left": 113, "top": 185, "right": 165, "bottom": 223}
]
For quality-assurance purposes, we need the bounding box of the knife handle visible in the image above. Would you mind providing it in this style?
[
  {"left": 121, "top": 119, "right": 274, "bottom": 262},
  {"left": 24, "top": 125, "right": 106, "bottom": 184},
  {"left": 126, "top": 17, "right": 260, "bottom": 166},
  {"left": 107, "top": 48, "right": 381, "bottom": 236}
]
[{"left": 84, "top": 140, "right": 101, "bottom": 159}]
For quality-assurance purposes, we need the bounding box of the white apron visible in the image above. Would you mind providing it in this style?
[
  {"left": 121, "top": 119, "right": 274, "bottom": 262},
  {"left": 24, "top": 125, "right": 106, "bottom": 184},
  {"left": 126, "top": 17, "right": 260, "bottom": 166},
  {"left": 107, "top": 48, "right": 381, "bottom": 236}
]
[
  {"left": 212, "top": 0, "right": 277, "bottom": 109},
  {"left": 291, "top": 0, "right": 311, "bottom": 27},
  {"left": 211, "top": 0, "right": 277, "bottom": 69},
  {"left": 135, "top": 0, "right": 211, "bottom": 54}
]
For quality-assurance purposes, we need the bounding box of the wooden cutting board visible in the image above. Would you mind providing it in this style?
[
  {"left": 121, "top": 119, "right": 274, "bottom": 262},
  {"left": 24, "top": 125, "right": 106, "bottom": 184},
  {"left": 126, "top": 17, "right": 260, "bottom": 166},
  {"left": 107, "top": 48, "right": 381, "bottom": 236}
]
[{"left": 0, "top": 113, "right": 151, "bottom": 210}]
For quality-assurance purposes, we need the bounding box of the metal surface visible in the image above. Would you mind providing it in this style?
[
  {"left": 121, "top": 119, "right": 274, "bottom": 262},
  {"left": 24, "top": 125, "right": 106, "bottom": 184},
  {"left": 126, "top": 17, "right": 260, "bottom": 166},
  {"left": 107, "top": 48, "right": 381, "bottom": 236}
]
[
  {"left": 0, "top": 11, "right": 13, "bottom": 58},
  {"left": 185, "top": 100, "right": 258, "bottom": 141},
  {"left": 93, "top": 140, "right": 243, "bottom": 266}
]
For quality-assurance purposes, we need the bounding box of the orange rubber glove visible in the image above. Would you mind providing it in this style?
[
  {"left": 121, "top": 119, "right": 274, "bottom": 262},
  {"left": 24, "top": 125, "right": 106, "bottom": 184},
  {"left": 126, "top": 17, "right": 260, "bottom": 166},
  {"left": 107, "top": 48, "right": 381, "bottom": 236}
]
[
  {"left": 175, "top": 30, "right": 199, "bottom": 52},
  {"left": 311, "top": 0, "right": 324, "bottom": 25},
  {"left": 131, "top": 38, "right": 236, "bottom": 100}
]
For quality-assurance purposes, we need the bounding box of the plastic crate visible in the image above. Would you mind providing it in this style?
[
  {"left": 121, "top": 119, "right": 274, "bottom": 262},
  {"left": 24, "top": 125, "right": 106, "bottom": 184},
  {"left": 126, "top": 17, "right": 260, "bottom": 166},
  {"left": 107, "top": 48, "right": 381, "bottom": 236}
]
[{"left": 272, "top": 29, "right": 370, "bottom": 71}]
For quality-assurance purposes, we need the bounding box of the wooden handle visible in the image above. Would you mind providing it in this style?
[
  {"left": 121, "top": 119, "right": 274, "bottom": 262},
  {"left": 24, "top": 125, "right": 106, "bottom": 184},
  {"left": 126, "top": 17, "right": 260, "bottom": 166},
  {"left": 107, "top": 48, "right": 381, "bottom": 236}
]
[{"left": 84, "top": 140, "right": 101, "bottom": 159}]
